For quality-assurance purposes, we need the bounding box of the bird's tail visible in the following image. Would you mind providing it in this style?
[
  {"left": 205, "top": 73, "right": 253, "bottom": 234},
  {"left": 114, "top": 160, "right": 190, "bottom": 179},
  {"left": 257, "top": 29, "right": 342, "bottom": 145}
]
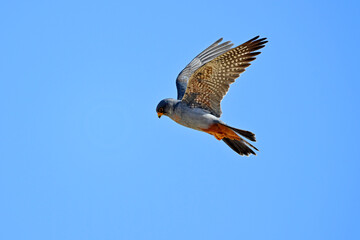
[
  {"left": 220, "top": 124, "right": 259, "bottom": 156},
  {"left": 226, "top": 125, "right": 256, "bottom": 142}
]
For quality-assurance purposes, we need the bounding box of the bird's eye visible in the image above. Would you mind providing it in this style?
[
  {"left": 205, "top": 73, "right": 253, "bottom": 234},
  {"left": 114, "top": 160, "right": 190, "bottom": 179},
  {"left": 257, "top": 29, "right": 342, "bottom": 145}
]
[{"left": 159, "top": 107, "right": 163, "bottom": 112}]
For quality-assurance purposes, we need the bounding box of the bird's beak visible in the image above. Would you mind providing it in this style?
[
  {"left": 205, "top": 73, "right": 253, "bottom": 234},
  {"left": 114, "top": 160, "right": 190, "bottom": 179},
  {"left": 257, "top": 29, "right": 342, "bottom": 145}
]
[{"left": 157, "top": 112, "right": 163, "bottom": 118}]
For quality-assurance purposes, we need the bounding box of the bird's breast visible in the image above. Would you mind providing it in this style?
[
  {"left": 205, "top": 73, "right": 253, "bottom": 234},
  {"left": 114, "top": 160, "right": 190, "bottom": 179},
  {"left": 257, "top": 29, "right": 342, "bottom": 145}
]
[{"left": 170, "top": 104, "right": 219, "bottom": 131}]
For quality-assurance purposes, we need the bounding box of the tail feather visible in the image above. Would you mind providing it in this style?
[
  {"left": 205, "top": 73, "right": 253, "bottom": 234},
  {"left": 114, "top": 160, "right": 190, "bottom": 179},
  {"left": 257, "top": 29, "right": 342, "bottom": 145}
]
[
  {"left": 219, "top": 123, "right": 258, "bottom": 156},
  {"left": 220, "top": 124, "right": 256, "bottom": 142},
  {"left": 222, "top": 137, "right": 258, "bottom": 156}
]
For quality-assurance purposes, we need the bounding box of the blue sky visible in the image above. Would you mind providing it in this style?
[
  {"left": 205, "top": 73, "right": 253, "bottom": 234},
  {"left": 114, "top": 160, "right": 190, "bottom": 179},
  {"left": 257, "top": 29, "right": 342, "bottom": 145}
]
[{"left": 1, "top": 0, "right": 359, "bottom": 239}]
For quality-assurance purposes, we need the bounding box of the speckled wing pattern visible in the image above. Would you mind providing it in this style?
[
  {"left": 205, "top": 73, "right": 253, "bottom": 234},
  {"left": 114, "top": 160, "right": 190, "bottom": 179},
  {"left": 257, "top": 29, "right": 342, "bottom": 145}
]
[
  {"left": 176, "top": 38, "right": 234, "bottom": 100},
  {"left": 181, "top": 36, "right": 267, "bottom": 117}
]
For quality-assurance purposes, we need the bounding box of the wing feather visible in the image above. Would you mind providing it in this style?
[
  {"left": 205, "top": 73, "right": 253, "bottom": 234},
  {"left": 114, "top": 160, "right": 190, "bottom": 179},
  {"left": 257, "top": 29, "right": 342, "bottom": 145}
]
[
  {"left": 176, "top": 39, "right": 234, "bottom": 100},
  {"left": 181, "top": 36, "right": 267, "bottom": 117}
]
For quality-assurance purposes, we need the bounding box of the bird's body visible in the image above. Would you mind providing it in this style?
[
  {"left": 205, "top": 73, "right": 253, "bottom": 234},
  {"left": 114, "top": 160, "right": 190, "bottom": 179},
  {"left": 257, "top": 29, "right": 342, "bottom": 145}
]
[
  {"left": 156, "top": 36, "right": 267, "bottom": 156},
  {"left": 170, "top": 100, "right": 219, "bottom": 130},
  {"left": 163, "top": 99, "right": 249, "bottom": 142}
]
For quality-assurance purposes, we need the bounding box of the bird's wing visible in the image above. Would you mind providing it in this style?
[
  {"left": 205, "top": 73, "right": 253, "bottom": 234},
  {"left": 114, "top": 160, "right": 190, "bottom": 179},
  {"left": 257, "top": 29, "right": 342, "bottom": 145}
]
[
  {"left": 180, "top": 36, "right": 267, "bottom": 117},
  {"left": 176, "top": 38, "right": 234, "bottom": 100}
]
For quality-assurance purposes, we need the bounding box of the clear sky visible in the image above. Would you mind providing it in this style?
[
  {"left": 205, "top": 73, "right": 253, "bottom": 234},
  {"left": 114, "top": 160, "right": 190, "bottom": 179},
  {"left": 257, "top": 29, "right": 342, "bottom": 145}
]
[{"left": 1, "top": 0, "right": 359, "bottom": 239}]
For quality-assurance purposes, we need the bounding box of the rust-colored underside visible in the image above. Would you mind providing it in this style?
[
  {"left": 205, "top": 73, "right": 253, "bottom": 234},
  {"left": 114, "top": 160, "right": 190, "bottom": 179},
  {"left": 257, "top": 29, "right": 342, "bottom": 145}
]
[{"left": 201, "top": 123, "right": 240, "bottom": 141}]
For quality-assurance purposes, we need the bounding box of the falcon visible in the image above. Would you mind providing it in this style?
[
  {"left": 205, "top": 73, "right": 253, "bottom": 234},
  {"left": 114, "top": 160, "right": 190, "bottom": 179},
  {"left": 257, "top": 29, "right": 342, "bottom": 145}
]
[{"left": 156, "top": 36, "right": 267, "bottom": 156}]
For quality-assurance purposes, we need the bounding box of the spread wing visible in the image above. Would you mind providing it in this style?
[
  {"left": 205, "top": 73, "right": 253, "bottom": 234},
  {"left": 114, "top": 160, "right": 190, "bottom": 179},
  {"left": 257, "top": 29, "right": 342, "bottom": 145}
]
[
  {"left": 180, "top": 36, "right": 267, "bottom": 117},
  {"left": 176, "top": 38, "right": 234, "bottom": 100}
]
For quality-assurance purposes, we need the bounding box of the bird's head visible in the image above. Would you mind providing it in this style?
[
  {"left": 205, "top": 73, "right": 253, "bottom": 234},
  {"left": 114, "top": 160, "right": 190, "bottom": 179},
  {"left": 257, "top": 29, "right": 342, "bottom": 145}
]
[{"left": 156, "top": 98, "right": 176, "bottom": 118}]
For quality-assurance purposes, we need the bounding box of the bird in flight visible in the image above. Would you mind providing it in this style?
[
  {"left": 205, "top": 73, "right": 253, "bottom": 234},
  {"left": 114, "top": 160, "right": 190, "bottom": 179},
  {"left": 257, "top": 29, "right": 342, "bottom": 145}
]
[{"left": 156, "top": 36, "right": 267, "bottom": 156}]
